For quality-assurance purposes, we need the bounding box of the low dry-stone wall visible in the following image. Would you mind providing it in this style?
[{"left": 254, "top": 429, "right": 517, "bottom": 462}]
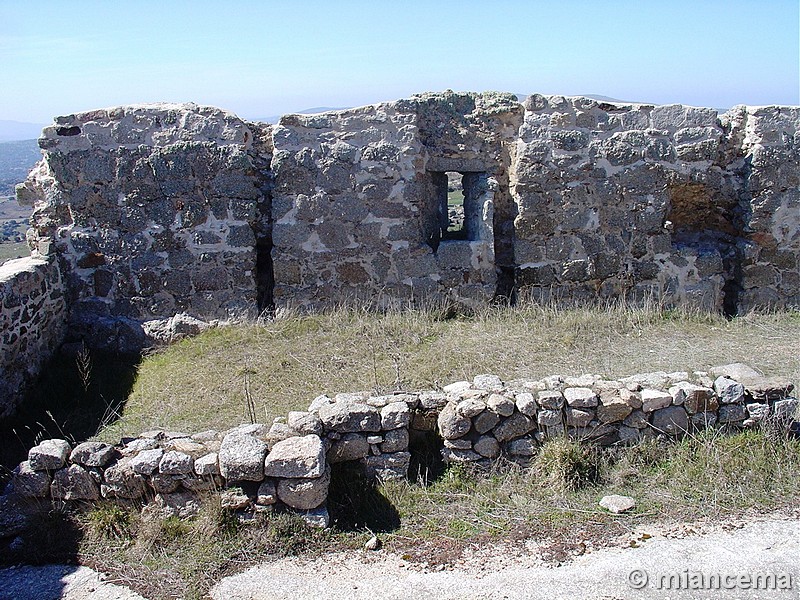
[{"left": 2, "top": 364, "right": 796, "bottom": 536}]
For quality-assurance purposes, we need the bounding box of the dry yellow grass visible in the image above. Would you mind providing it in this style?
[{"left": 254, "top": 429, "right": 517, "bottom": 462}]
[{"left": 98, "top": 304, "right": 800, "bottom": 441}]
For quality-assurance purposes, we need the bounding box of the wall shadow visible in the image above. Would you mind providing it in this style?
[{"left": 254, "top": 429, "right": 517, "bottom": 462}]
[
  {"left": 0, "top": 349, "right": 139, "bottom": 485},
  {"left": 326, "top": 462, "right": 400, "bottom": 533}
]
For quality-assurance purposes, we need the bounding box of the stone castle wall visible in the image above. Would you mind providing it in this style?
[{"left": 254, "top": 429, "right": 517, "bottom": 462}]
[
  {"left": 0, "top": 256, "right": 66, "bottom": 417},
  {"left": 1, "top": 92, "right": 799, "bottom": 418}
]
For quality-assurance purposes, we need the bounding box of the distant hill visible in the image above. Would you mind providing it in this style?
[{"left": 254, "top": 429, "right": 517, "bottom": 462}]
[
  {"left": 0, "top": 120, "right": 46, "bottom": 142},
  {"left": 0, "top": 140, "right": 41, "bottom": 196}
]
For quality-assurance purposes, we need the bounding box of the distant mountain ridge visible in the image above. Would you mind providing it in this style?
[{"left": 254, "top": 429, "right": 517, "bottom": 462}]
[{"left": 0, "top": 120, "right": 46, "bottom": 142}]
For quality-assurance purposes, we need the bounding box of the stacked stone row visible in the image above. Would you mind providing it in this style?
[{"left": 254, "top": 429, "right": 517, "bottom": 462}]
[
  {"left": 10, "top": 426, "right": 333, "bottom": 526},
  {"left": 436, "top": 368, "right": 798, "bottom": 463}
]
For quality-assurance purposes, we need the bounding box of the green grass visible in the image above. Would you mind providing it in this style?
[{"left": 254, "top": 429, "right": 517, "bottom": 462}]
[
  {"left": 0, "top": 241, "right": 29, "bottom": 263},
  {"left": 70, "top": 304, "right": 800, "bottom": 599},
  {"left": 99, "top": 304, "right": 800, "bottom": 441}
]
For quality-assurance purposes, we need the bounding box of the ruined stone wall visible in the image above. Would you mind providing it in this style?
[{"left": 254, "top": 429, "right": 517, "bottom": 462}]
[
  {"left": 512, "top": 95, "right": 746, "bottom": 311},
  {"left": 270, "top": 92, "right": 523, "bottom": 308},
  {"left": 16, "top": 103, "right": 271, "bottom": 352},
  {"left": 4, "top": 365, "right": 796, "bottom": 535},
  {"left": 0, "top": 256, "right": 66, "bottom": 418},
  {"left": 732, "top": 106, "right": 800, "bottom": 311},
  {"left": 9, "top": 92, "right": 800, "bottom": 363}
]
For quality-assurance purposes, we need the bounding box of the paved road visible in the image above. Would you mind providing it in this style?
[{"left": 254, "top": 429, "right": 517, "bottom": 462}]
[{"left": 212, "top": 517, "right": 800, "bottom": 600}]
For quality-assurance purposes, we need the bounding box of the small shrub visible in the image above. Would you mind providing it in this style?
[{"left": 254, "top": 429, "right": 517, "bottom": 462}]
[
  {"left": 87, "top": 503, "right": 133, "bottom": 540},
  {"left": 534, "top": 437, "right": 604, "bottom": 491}
]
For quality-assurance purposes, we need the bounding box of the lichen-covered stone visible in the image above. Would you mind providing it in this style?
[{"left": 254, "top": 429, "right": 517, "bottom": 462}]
[
  {"left": 287, "top": 411, "right": 323, "bottom": 436},
  {"left": 158, "top": 451, "right": 193, "bottom": 475},
  {"left": 318, "top": 402, "right": 381, "bottom": 433},
  {"left": 276, "top": 467, "right": 331, "bottom": 510},
  {"left": 70, "top": 442, "right": 116, "bottom": 468},
  {"left": 651, "top": 405, "right": 689, "bottom": 435},
  {"left": 12, "top": 461, "right": 51, "bottom": 497},
  {"left": 218, "top": 434, "right": 268, "bottom": 482},
  {"left": 263, "top": 435, "right": 325, "bottom": 478},
  {"left": 536, "top": 390, "right": 565, "bottom": 410},
  {"left": 327, "top": 433, "right": 370, "bottom": 463},
  {"left": 437, "top": 403, "right": 471, "bottom": 440},
  {"left": 194, "top": 453, "right": 220, "bottom": 476},
  {"left": 51, "top": 464, "right": 99, "bottom": 500},
  {"left": 493, "top": 412, "right": 536, "bottom": 442},
  {"left": 381, "top": 402, "right": 411, "bottom": 430},
  {"left": 563, "top": 388, "right": 598, "bottom": 408},
  {"left": 28, "top": 439, "right": 71, "bottom": 471},
  {"left": 641, "top": 389, "right": 672, "bottom": 413}
]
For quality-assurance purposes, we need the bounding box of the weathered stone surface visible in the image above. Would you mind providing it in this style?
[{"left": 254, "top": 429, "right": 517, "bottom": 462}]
[
  {"left": 327, "top": 433, "right": 370, "bottom": 463},
  {"left": 299, "top": 506, "right": 330, "bottom": 528},
  {"left": 651, "top": 405, "right": 689, "bottom": 435},
  {"left": 618, "top": 388, "right": 643, "bottom": 409},
  {"left": 565, "top": 408, "right": 593, "bottom": 427},
  {"left": 473, "top": 410, "right": 500, "bottom": 434},
  {"left": 537, "top": 390, "right": 565, "bottom": 410},
  {"left": 437, "top": 403, "right": 472, "bottom": 440},
  {"left": 623, "top": 409, "right": 649, "bottom": 429},
  {"left": 150, "top": 473, "right": 180, "bottom": 494},
  {"left": 276, "top": 467, "right": 331, "bottom": 510},
  {"left": 263, "top": 435, "right": 325, "bottom": 478},
  {"left": 641, "top": 389, "right": 672, "bottom": 413},
  {"left": 381, "top": 402, "right": 411, "bottom": 430},
  {"left": 218, "top": 434, "right": 268, "bottom": 482},
  {"left": 51, "top": 464, "right": 99, "bottom": 500},
  {"left": 745, "top": 377, "right": 795, "bottom": 402},
  {"left": 152, "top": 491, "right": 201, "bottom": 518},
  {"left": 493, "top": 412, "right": 536, "bottom": 442},
  {"left": 456, "top": 398, "right": 486, "bottom": 418},
  {"left": 719, "top": 404, "right": 747, "bottom": 423},
  {"left": 318, "top": 402, "right": 381, "bottom": 433},
  {"left": 537, "top": 409, "right": 562, "bottom": 427},
  {"left": 381, "top": 428, "right": 409, "bottom": 453},
  {"left": 669, "top": 382, "right": 712, "bottom": 408},
  {"left": 102, "top": 458, "right": 148, "bottom": 499},
  {"left": 129, "top": 449, "right": 164, "bottom": 475},
  {"left": 771, "top": 398, "right": 798, "bottom": 422},
  {"left": 194, "top": 453, "right": 220, "bottom": 476},
  {"left": 441, "top": 448, "right": 482, "bottom": 463},
  {"left": 473, "top": 436, "right": 500, "bottom": 458},
  {"left": 256, "top": 480, "right": 277, "bottom": 505},
  {"left": 361, "top": 451, "right": 411, "bottom": 481},
  {"left": 599, "top": 494, "right": 636, "bottom": 514},
  {"left": 159, "top": 451, "right": 193, "bottom": 475},
  {"left": 714, "top": 376, "right": 745, "bottom": 404},
  {"left": 514, "top": 392, "right": 537, "bottom": 416},
  {"left": 443, "top": 438, "right": 472, "bottom": 450},
  {"left": 13, "top": 461, "right": 51, "bottom": 497},
  {"left": 597, "top": 396, "right": 633, "bottom": 423},
  {"left": 28, "top": 439, "right": 71, "bottom": 471},
  {"left": 690, "top": 411, "right": 718, "bottom": 429},
  {"left": 70, "top": 442, "right": 116, "bottom": 467},
  {"left": 287, "top": 411, "right": 323, "bottom": 436},
  {"left": 710, "top": 363, "right": 761, "bottom": 381},
  {"left": 486, "top": 393, "right": 515, "bottom": 417},
  {"left": 745, "top": 402, "right": 770, "bottom": 422},
  {"left": 564, "top": 388, "right": 598, "bottom": 408},
  {"left": 473, "top": 374, "right": 503, "bottom": 390},
  {"left": 220, "top": 488, "right": 251, "bottom": 510},
  {"left": 506, "top": 437, "right": 538, "bottom": 456}
]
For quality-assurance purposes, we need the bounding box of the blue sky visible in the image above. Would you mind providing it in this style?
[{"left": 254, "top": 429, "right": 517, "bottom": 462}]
[{"left": 2, "top": 0, "right": 798, "bottom": 124}]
